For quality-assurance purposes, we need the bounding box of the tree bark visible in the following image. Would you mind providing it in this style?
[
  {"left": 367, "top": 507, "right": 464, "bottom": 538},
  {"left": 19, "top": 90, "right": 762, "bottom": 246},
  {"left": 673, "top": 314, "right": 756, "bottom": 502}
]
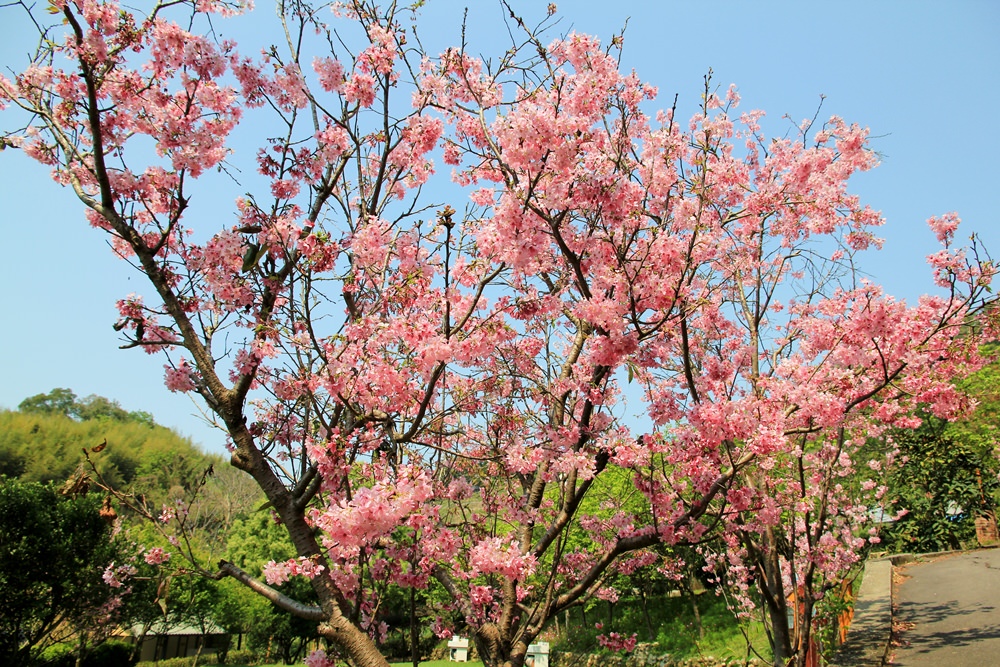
[
  {"left": 756, "top": 529, "right": 793, "bottom": 667},
  {"left": 687, "top": 575, "right": 704, "bottom": 641},
  {"left": 410, "top": 586, "right": 419, "bottom": 667}
]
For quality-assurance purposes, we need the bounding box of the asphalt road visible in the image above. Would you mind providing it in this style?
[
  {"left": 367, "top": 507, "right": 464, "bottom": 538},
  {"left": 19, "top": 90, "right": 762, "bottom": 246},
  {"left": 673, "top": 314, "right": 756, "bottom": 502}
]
[{"left": 891, "top": 549, "right": 1000, "bottom": 666}]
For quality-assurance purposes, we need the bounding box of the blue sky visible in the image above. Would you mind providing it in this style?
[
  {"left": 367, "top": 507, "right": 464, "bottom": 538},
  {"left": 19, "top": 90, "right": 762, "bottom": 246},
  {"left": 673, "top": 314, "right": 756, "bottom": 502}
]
[{"left": 1, "top": 1, "right": 997, "bottom": 455}]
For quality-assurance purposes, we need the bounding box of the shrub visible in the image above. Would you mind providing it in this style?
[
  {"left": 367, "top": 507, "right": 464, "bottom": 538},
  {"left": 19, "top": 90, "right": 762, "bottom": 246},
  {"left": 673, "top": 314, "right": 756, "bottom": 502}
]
[
  {"left": 136, "top": 658, "right": 196, "bottom": 667},
  {"left": 39, "top": 640, "right": 136, "bottom": 667},
  {"left": 38, "top": 643, "right": 75, "bottom": 667},
  {"left": 221, "top": 648, "right": 262, "bottom": 665},
  {"left": 84, "top": 640, "right": 135, "bottom": 667},
  {"left": 378, "top": 630, "right": 440, "bottom": 660}
]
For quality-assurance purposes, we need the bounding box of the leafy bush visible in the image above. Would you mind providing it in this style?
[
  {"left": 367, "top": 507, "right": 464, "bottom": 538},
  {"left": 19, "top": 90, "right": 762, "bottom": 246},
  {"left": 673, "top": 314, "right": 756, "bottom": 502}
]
[
  {"left": 40, "top": 640, "right": 135, "bottom": 667},
  {"left": 83, "top": 640, "right": 135, "bottom": 667},
  {"left": 136, "top": 658, "right": 197, "bottom": 667},
  {"left": 220, "top": 648, "right": 262, "bottom": 665},
  {"left": 78, "top": 641, "right": 135, "bottom": 667},
  {"left": 0, "top": 480, "right": 134, "bottom": 664},
  {"left": 378, "top": 629, "right": 440, "bottom": 660},
  {"left": 37, "top": 643, "right": 75, "bottom": 667}
]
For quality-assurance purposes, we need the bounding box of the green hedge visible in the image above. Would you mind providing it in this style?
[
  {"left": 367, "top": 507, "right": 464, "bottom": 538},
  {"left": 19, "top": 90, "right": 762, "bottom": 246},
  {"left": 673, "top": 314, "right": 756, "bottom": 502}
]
[{"left": 40, "top": 640, "right": 135, "bottom": 667}]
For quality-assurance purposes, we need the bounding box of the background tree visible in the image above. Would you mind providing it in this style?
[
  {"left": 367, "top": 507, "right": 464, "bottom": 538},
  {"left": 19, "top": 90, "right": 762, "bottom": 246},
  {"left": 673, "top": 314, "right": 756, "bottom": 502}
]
[
  {"left": 19, "top": 388, "right": 156, "bottom": 425},
  {"left": 880, "top": 356, "right": 1000, "bottom": 553},
  {"left": 880, "top": 423, "right": 995, "bottom": 552},
  {"left": 947, "top": 344, "right": 1000, "bottom": 463},
  {"left": 17, "top": 388, "right": 79, "bottom": 418},
  {"left": 0, "top": 479, "right": 137, "bottom": 666},
  {"left": 214, "top": 578, "right": 270, "bottom": 655},
  {"left": 1, "top": 2, "right": 996, "bottom": 667},
  {"left": 223, "top": 513, "right": 320, "bottom": 664}
]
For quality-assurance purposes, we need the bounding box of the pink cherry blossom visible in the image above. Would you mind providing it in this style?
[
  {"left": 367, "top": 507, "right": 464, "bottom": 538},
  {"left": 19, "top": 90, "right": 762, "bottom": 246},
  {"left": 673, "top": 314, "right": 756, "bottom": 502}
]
[
  {"left": 143, "top": 547, "right": 171, "bottom": 565},
  {"left": 304, "top": 649, "right": 337, "bottom": 667}
]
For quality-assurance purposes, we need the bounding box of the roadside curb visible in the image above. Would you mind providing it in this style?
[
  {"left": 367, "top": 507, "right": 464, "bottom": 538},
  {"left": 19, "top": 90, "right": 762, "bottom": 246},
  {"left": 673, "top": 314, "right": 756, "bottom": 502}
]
[{"left": 829, "top": 558, "right": 894, "bottom": 667}]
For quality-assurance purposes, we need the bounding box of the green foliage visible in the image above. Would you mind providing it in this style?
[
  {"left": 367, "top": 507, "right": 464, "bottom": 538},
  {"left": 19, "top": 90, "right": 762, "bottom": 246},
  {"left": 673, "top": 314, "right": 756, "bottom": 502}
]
[
  {"left": 167, "top": 574, "right": 223, "bottom": 631},
  {"left": 0, "top": 480, "right": 134, "bottom": 666},
  {"left": 223, "top": 515, "right": 319, "bottom": 665},
  {"left": 811, "top": 579, "right": 857, "bottom": 661},
  {"left": 18, "top": 388, "right": 78, "bottom": 419},
  {"left": 218, "top": 648, "right": 265, "bottom": 665},
  {"left": 874, "top": 352, "right": 1000, "bottom": 554},
  {"left": 0, "top": 406, "right": 217, "bottom": 497},
  {"left": 213, "top": 578, "right": 271, "bottom": 638},
  {"left": 652, "top": 598, "right": 767, "bottom": 662},
  {"left": 949, "top": 351, "right": 1000, "bottom": 467},
  {"left": 136, "top": 658, "right": 206, "bottom": 667},
  {"left": 225, "top": 513, "right": 296, "bottom": 577},
  {"left": 882, "top": 419, "right": 999, "bottom": 553},
  {"left": 37, "top": 643, "right": 76, "bottom": 667},
  {"left": 18, "top": 388, "right": 155, "bottom": 425},
  {"left": 0, "top": 444, "right": 26, "bottom": 478},
  {"left": 79, "top": 639, "right": 136, "bottom": 667}
]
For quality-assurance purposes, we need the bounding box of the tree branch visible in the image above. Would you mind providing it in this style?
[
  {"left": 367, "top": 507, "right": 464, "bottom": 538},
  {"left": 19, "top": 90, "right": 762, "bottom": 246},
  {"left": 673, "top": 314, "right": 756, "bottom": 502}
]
[{"left": 217, "top": 560, "right": 325, "bottom": 621}]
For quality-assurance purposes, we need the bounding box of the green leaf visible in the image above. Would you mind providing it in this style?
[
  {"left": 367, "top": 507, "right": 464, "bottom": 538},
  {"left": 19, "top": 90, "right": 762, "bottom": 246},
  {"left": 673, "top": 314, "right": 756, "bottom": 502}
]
[{"left": 241, "top": 243, "right": 268, "bottom": 273}]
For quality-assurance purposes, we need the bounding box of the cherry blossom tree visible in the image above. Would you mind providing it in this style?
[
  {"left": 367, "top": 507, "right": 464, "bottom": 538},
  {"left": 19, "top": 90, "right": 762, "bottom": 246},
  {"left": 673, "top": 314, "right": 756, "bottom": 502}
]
[{"left": 1, "top": 1, "right": 995, "bottom": 666}]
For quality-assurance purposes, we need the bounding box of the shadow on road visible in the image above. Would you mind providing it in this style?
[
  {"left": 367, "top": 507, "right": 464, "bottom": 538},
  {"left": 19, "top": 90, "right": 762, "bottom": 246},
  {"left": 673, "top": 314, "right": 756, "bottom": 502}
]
[{"left": 892, "top": 549, "right": 1000, "bottom": 666}]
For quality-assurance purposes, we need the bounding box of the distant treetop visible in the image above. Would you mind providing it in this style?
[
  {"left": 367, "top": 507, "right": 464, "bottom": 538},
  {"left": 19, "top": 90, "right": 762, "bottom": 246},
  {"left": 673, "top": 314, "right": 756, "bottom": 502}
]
[
  {"left": 18, "top": 388, "right": 157, "bottom": 427},
  {"left": 3, "top": 388, "right": 218, "bottom": 493}
]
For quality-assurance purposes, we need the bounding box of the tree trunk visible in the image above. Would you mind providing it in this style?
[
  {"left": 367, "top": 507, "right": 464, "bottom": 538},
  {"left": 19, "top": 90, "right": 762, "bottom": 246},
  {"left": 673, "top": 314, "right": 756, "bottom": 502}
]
[
  {"left": 410, "top": 586, "right": 419, "bottom": 667},
  {"left": 756, "top": 529, "right": 793, "bottom": 666},
  {"left": 688, "top": 580, "right": 704, "bottom": 641},
  {"left": 73, "top": 632, "right": 87, "bottom": 667},
  {"left": 317, "top": 617, "right": 394, "bottom": 667},
  {"left": 765, "top": 600, "right": 793, "bottom": 667},
  {"left": 192, "top": 635, "right": 204, "bottom": 667},
  {"left": 639, "top": 585, "right": 655, "bottom": 641},
  {"left": 474, "top": 624, "right": 535, "bottom": 667},
  {"left": 230, "top": 428, "right": 393, "bottom": 667}
]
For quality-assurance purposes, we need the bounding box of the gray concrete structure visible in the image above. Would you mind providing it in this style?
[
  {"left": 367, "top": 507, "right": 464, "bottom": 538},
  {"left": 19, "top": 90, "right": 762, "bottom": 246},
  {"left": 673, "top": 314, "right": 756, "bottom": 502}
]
[{"left": 829, "top": 558, "right": 894, "bottom": 667}]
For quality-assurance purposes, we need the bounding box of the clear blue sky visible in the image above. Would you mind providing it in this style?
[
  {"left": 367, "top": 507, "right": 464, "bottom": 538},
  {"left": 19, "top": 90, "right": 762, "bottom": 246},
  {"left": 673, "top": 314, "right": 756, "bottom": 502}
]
[{"left": 1, "top": 1, "right": 997, "bottom": 455}]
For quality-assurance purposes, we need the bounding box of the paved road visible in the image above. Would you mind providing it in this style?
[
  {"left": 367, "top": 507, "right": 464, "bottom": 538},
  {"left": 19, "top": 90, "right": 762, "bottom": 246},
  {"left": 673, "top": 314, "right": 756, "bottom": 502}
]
[{"left": 891, "top": 549, "right": 1000, "bottom": 666}]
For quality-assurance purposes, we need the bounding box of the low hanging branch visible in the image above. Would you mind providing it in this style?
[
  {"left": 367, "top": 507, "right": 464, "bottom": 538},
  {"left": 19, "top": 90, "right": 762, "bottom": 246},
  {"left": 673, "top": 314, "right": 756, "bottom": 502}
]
[{"left": 217, "top": 560, "right": 325, "bottom": 621}]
